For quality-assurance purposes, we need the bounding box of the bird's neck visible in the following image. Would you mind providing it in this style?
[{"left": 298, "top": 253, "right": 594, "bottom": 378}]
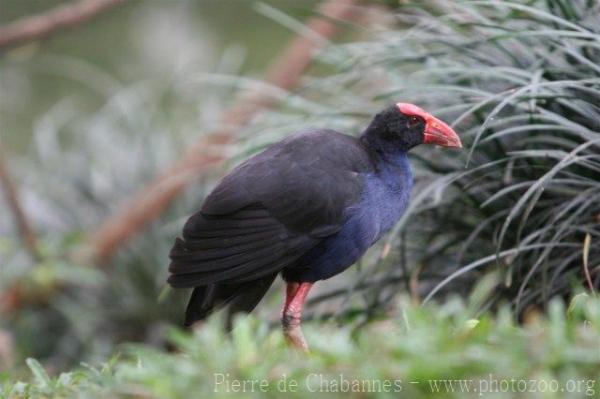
[
  {"left": 359, "top": 135, "right": 412, "bottom": 193},
  {"left": 359, "top": 133, "right": 410, "bottom": 168},
  {"left": 376, "top": 152, "right": 412, "bottom": 190}
]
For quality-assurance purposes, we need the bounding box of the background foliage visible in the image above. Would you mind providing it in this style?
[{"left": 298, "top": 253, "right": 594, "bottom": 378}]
[
  {"left": 4, "top": 296, "right": 600, "bottom": 398},
  {"left": 260, "top": 0, "right": 600, "bottom": 318}
]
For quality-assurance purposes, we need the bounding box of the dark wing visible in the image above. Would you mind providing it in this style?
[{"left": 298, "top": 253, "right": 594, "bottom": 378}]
[{"left": 167, "top": 129, "right": 373, "bottom": 287}]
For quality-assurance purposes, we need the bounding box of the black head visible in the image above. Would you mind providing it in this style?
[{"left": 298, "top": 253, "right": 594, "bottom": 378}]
[{"left": 361, "top": 103, "right": 461, "bottom": 154}]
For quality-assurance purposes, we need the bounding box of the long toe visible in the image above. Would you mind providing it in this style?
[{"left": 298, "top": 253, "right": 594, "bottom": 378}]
[{"left": 283, "top": 323, "right": 309, "bottom": 351}]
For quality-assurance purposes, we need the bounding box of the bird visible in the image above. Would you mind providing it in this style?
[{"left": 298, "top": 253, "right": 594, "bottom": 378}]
[{"left": 167, "top": 103, "right": 461, "bottom": 349}]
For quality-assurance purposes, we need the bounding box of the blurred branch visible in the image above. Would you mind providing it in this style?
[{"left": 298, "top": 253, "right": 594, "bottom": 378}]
[
  {"left": 0, "top": 0, "right": 128, "bottom": 51},
  {"left": 0, "top": 147, "right": 40, "bottom": 261},
  {"left": 0, "top": 329, "right": 13, "bottom": 370},
  {"left": 83, "top": 0, "right": 364, "bottom": 264}
]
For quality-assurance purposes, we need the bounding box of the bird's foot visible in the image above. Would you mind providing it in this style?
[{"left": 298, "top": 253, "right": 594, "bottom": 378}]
[
  {"left": 281, "top": 282, "right": 313, "bottom": 351},
  {"left": 282, "top": 314, "right": 308, "bottom": 351}
]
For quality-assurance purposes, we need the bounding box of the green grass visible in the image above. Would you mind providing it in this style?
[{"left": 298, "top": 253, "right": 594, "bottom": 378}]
[
  {"left": 2, "top": 0, "right": 600, "bottom": 387},
  {"left": 2, "top": 295, "right": 600, "bottom": 398}
]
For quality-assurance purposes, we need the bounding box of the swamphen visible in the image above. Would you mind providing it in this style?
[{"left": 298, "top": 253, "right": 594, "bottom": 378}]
[{"left": 168, "top": 103, "right": 461, "bottom": 349}]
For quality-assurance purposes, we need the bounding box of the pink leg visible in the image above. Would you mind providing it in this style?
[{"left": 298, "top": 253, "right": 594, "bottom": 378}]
[{"left": 282, "top": 282, "right": 313, "bottom": 350}]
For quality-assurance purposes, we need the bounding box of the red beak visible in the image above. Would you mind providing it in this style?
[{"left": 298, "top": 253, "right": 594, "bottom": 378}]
[{"left": 397, "top": 103, "right": 462, "bottom": 148}]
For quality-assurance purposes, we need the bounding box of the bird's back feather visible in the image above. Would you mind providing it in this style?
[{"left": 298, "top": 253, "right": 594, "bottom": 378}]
[{"left": 168, "top": 130, "right": 376, "bottom": 323}]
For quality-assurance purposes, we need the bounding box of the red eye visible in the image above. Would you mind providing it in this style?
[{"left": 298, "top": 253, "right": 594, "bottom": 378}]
[{"left": 408, "top": 116, "right": 421, "bottom": 127}]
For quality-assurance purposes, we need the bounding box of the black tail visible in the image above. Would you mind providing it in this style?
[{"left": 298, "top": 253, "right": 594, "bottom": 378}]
[{"left": 184, "top": 273, "right": 278, "bottom": 327}]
